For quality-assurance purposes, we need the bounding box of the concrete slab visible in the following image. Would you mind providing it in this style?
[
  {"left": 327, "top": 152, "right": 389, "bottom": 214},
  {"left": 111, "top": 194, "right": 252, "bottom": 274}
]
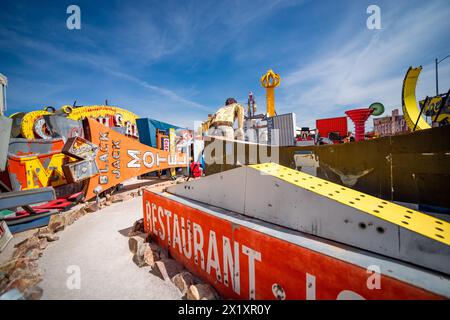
[{"left": 38, "top": 196, "right": 183, "bottom": 300}]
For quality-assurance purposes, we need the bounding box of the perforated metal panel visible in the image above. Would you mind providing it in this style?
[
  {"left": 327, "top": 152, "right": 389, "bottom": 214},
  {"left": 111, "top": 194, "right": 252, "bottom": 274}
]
[
  {"left": 167, "top": 163, "right": 450, "bottom": 274},
  {"left": 250, "top": 163, "right": 449, "bottom": 246}
]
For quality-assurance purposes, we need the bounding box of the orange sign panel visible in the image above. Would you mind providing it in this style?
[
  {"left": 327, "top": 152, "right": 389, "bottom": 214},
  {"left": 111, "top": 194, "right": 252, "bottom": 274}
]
[
  {"left": 83, "top": 119, "right": 187, "bottom": 200},
  {"left": 143, "top": 190, "right": 444, "bottom": 300},
  {"left": 6, "top": 139, "right": 73, "bottom": 191}
]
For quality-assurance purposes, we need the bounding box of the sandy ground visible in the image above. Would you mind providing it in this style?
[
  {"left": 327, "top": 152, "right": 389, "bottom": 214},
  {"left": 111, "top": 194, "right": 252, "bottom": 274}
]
[{"left": 38, "top": 195, "right": 183, "bottom": 300}]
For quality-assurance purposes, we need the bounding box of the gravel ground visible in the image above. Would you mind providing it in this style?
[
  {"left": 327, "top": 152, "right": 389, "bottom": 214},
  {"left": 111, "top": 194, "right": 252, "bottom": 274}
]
[{"left": 38, "top": 196, "right": 183, "bottom": 300}]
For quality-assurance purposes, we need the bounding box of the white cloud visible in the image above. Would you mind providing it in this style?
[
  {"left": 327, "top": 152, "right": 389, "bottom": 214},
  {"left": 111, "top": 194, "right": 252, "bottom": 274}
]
[{"left": 280, "top": 1, "right": 450, "bottom": 128}]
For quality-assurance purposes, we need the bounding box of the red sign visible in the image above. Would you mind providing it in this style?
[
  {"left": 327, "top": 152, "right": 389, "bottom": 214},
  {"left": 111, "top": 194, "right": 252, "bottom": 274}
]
[
  {"left": 316, "top": 116, "right": 348, "bottom": 139},
  {"left": 143, "top": 190, "right": 444, "bottom": 300},
  {"left": 163, "top": 138, "right": 169, "bottom": 151}
]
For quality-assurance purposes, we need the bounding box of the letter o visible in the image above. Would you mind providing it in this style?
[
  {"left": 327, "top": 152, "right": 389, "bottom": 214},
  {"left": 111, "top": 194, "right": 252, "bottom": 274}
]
[{"left": 143, "top": 151, "right": 154, "bottom": 168}]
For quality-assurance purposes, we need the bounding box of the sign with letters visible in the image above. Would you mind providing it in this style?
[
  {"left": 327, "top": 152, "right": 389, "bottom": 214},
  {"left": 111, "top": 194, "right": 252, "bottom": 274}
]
[
  {"left": 143, "top": 190, "right": 444, "bottom": 300},
  {"left": 83, "top": 119, "right": 187, "bottom": 200}
]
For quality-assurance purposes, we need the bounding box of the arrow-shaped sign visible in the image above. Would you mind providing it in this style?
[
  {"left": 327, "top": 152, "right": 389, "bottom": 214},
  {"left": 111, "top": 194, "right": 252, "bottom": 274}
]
[{"left": 81, "top": 118, "right": 187, "bottom": 200}]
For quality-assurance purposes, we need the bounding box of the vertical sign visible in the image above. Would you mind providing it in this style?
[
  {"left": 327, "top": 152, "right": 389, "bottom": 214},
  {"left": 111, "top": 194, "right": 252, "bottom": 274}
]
[
  {"left": 169, "top": 128, "right": 176, "bottom": 178},
  {"left": 163, "top": 138, "right": 169, "bottom": 151},
  {"left": 193, "top": 121, "right": 204, "bottom": 163}
]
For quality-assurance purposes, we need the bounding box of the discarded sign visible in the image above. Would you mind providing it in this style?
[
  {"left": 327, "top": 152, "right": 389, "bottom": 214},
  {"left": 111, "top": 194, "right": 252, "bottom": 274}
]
[
  {"left": 7, "top": 152, "right": 70, "bottom": 191},
  {"left": 0, "top": 187, "right": 56, "bottom": 210},
  {"left": 44, "top": 115, "right": 84, "bottom": 142},
  {"left": 0, "top": 221, "right": 13, "bottom": 252},
  {"left": 62, "top": 136, "right": 98, "bottom": 160},
  {"left": 21, "top": 105, "right": 140, "bottom": 139},
  {"left": 0, "top": 115, "right": 12, "bottom": 171},
  {"left": 62, "top": 159, "right": 99, "bottom": 183},
  {"left": 82, "top": 118, "right": 188, "bottom": 200},
  {"left": 143, "top": 190, "right": 448, "bottom": 300}
]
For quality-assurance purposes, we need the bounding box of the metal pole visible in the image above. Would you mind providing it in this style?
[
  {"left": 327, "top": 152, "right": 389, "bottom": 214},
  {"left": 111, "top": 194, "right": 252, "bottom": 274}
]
[
  {"left": 436, "top": 55, "right": 450, "bottom": 96},
  {"left": 436, "top": 58, "right": 439, "bottom": 96},
  {"left": 0, "top": 73, "right": 7, "bottom": 116}
]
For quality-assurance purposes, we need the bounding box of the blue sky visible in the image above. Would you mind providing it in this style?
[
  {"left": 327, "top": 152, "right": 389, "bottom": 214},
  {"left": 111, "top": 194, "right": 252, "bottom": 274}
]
[{"left": 1, "top": 0, "right": 450, "bottom": 128}]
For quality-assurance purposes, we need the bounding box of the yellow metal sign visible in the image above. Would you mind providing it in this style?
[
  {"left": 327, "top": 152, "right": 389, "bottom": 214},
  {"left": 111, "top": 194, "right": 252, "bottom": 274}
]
[
  {"left": 250, "top": 162, "right": 449, "bottom": 246},
  {"left": 20, "top": 105, "right": 140, "bottom": 139},
  {"left": 20, "top": 109, "right": 53, "bottom": 139},
  {"left": 402, "top": 67, "right": 431, "bottom": 131},
  {"left": 261, "top": 69, "right": 280, "bottom": 117}
]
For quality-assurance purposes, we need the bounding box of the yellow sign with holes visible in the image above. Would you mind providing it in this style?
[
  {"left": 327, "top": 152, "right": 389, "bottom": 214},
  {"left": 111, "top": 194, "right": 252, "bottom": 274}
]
[{"left": 250, "top": 162, "right": 449, "bottom": 246}]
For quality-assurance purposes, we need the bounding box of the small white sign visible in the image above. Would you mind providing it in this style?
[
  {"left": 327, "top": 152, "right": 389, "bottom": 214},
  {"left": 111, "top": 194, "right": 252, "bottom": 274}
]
[{"left": 0, "top": 221, "right": 13, "bottom": 252}]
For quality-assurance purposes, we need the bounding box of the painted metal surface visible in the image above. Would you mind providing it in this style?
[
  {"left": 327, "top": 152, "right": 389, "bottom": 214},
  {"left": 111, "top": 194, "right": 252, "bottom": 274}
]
[
  {"left": 0, "top": 187, "right": 55, "bottom": 210},
  {"left": 261, "top": 69, "right": 280, "bottom": 117},
  {"left": 7, "top": 212, "right": 56, "bottom": 233},
  {"left": 62, "top": 159, "right": 99, "bottom": 183},
  {"left": 15, "top": 192, "right": 82, "bottom": 214},
  {"left": 143, "top": 190, "right": 449, "bottom": 299},
  {"left": 167, "top": 164, "right": 450, "bottom": 275},
  {"left": 0, "top": 221, "right": 13, "bottom": 252},
  {"left": 267, "top": 113, "right": 296, "bottom": 146},
  {"left": 9, "top": 112, "right": 26, "bottom": 138},
  {"left": 251, "top": 163, "right": 449, "bottom": 246},
  {"left": 345, "top": 108, "right": 373, "bottom": 141},
  {"left": 21, "top": 105, "right": 139, "bottom": 139},
  {"left": 44, "top": 115, "right": 84, "bottom": 142},
  {"left": 169, "top": 128, "right": 176, "bottom": 178},
  {"left": 7, "top": 150, "right": 70, "bottom": 191},
  {"left": 0, "top": 115, "right": 12, "bottom": 171},
  {"left": 204, "top": 125, "right": 450, "bottom": 208},
  {"left": 63, "top": 105, "right": 139, "bottom": 138},
  {"left": 402, "top": 66, "right": 431, "bottom": 131},
  {"left": 316, "top": 116, "right": 348, "bottom": 139},
  {"left": 421, "top": 94, "right": 450, "bottom": 124},
  {"left": 20, "top": 109, "right": 54, "bottom": 139},
  {"left": 136, "top": 118, "right": 182, "bottom": 148},
  {"left": 82, "top": 118, "right": 187, "bottom": 200},
  {"left": 62, "top": 136, "right": 98, "bottom": 160},
  {"left": 7, "top": 137, "right": 65, "bottom": 156},
  {"left": 0, "top": 73, "right": 7, "bottom": 114}
]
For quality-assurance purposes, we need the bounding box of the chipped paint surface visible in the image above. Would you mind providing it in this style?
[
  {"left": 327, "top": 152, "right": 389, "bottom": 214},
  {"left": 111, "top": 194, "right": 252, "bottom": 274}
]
[
  {"left": 143, "top": 190, "right": 447, "bottom": 300},
  {"left": 8, "top": 138, "right": 64, "bottom": 156},
  {"left": 7, "top": 152, "right": 70, "bottom": 190},
  {"left": 6, "top": 138, "right": 72, "bottom": 191},
  {"left": 83, "top": 119, "right": 187, "bottom": 200}
]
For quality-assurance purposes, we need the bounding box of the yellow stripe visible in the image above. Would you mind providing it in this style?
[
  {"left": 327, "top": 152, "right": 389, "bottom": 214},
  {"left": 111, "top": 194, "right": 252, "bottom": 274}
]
[{"left": 250, "top": 163, "right": 450, "bottom": 246}]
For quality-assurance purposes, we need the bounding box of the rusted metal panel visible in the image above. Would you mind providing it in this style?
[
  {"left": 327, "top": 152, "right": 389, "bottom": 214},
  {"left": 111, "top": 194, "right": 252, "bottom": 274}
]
[
  {"left": 62, "top": 136, "right": 98, "bottom": 160},
  {"left": 7, "top": 151, "right": 70, "bottom": 191},
  {"left": 0, "top": 187, "right": 55, "bottom": 210},
  {"left": 8, "top": 138, "right": 65, "bottom": 156},
  {"left": 9, "top": 112, "right": 26, "bottom": 138},
  {"left": 143, "top": 190, "right": 449, "bottom": 300},
  {"left": 62, "top": 159, "right": 99, "bottom": 183},
  {"left": 44, "top": 115, "right": 84, "bottom": 142}
]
